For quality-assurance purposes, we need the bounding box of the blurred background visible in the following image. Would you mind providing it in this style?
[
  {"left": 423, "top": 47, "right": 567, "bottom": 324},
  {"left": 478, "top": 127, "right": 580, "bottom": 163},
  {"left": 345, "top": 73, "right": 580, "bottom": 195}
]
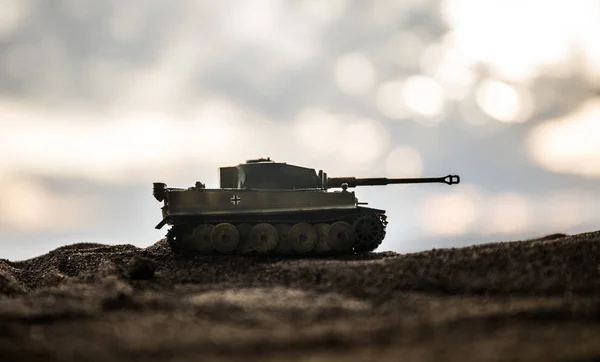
[{"left": 1, "top": 0, "right": 599, "bottom": 260}]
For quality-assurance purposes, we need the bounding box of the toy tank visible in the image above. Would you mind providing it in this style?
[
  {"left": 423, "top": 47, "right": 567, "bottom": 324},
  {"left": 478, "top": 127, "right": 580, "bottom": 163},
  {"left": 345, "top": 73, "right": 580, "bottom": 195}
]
[{"left": 153, "top": 158, "right": 460, "bottom": 255}]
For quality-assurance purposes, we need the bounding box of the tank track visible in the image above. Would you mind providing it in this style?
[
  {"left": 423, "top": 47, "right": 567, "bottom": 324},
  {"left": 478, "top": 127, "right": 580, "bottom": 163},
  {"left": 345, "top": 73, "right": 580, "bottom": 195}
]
[{"left": 166, "top": 213, "right": 387, "bottom": 256}]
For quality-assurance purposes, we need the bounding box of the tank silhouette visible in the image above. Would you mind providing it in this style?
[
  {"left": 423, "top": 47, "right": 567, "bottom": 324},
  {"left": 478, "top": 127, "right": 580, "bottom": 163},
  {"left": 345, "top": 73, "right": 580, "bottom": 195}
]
[{"left": 153, "top": 158, "right": 460, "bottom": 255}]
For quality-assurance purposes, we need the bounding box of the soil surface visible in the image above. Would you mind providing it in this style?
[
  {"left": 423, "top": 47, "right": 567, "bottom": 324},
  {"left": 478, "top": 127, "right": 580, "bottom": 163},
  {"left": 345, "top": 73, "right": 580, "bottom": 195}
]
[{"left": 1, "top": 231, "right": 600, "bottom": 361}]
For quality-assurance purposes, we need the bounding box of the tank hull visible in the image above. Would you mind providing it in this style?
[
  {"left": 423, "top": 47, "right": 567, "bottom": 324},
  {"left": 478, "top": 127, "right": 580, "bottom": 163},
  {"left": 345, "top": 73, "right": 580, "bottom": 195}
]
[
  {"left": 158, "top": 188, "right": 387, "bottom": 255},
  {"left": 163, "top": 188, "right": 357, "bottom": 219}
]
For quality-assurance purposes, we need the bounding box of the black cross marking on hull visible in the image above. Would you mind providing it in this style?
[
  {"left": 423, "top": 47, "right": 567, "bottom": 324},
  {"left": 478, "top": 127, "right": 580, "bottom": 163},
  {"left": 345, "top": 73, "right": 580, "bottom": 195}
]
[{"left": 231, "top": 194, "right": 241, "bottom": 205}]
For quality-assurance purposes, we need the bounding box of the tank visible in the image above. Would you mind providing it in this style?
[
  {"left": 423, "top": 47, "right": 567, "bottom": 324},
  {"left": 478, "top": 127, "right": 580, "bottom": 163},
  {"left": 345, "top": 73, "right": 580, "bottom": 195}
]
[{"left": 153, "top": 158, "right": 460, "bottom": 255}]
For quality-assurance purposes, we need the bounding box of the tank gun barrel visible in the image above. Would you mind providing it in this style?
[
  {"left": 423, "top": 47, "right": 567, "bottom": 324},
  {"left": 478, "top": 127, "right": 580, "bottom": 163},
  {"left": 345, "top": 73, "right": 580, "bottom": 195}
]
[{"left": 326, "top": 175, "right": 460, "bottom": 189}]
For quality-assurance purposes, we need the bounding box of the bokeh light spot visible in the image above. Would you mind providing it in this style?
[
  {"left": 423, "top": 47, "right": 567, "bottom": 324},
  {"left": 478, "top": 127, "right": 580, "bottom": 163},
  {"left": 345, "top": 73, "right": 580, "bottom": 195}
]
[
  {"left": 476, "top": 80, "right": 531, "bottom": 123},
  {"left": 334, "top": 52, "right": 376, "bottom": 96},
  {"left": 375, "top": 80, "right": 409, "bottom": 120},
  {"left": 401, "top": 75, "right": 445, "bottom": 118},
  {"left": 528, "top": 100, "right": 600, "bottom": 178}
]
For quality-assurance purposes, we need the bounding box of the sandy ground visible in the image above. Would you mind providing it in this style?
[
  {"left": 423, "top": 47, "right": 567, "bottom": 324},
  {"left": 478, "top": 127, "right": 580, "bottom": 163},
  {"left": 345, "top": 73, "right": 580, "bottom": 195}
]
[{"left": 1, "top": 231, "right": 600, "bottom": 361}]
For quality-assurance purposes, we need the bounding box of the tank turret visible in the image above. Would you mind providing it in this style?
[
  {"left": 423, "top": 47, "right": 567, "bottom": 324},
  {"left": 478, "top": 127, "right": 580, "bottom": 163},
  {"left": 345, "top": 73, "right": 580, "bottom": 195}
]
[
  {"left": 217, "top": 158, "right": 459, "bottom": 190},
  {"left": 154, "top": 158, "right": 460, "bottom": 256}
]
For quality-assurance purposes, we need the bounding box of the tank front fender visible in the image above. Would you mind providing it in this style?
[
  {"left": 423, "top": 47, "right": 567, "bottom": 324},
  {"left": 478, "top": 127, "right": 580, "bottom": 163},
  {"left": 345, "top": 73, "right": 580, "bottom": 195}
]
[{"left": 155, "top": 217, "right": 171, "bottom": 229}]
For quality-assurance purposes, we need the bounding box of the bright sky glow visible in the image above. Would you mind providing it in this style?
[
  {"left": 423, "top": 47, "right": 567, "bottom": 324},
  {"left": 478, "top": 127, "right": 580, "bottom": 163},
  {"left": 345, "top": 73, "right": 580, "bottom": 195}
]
[
  {"left": 528, "top": 100, "right": 600, "bottom": 178},
  {"left": 401, "top": 75, "right": 446, "bottom": 119},
  {"left": 0, "top": 98, "right": 274, "bottom": 183},
  {"left": 0, "top": 98, "right": 393, "bottom": 188},
  {"left": 420, "top": 187, "right": 481, "bottom": 236},
  {"left": 382, "top": 32, "right": 425, "bottom": 70},
  {"left": 421, "top": 44, "right": 476, "bottom": 101},
  {"left": 484, "top": 193, "right": 532, "bottom": 234},
  {"left": 222, "top": 0, "right": 345, "bottom": 66},
  {"left": 441, "top": 0, "right": 600, "bottom": 82},
  {"left": 294, "top": 108, "right": 390, "bottom": 169},
  {"left": 376, "top": 75, "right": 447, "bottom": 124},
  {"left": 376, "top": 80, "right": 410, "bottom": 120},
  {"left": 0, "top": 0, "right": 30, "bottom": 37},
  {"left": 385, "top": 147, "right": 423, "bottom": 177},
  {"left": 294, "top": 109, "right": 343, "bottom": 155},
  {"left": 0, "top": 175, "right": 97, "bottom": 232}
]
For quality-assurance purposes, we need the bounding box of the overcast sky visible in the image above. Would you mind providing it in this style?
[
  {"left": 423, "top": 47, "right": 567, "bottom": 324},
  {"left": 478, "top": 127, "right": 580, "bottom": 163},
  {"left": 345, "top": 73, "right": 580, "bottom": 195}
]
[{"left": 1, "top": 0, "right": 600, "bottom": 260}]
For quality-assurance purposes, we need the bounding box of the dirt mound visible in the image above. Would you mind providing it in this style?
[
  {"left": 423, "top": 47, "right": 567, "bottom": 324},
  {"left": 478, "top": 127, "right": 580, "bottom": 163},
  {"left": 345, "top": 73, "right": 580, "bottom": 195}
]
[
  {"left": 0, "top": 259, "right": 28, "bottom": 296},
  {"left": 281, "top": 230, "right": 599, "bottom": 298},
  {"left": 1, "top": 232, "right": 600, "bottom": 361}
]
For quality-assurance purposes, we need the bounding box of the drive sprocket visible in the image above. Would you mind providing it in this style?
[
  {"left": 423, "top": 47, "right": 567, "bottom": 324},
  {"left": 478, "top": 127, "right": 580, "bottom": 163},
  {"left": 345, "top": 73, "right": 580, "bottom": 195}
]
[{"left": 353, "top": 214, "right": 386, "bottom": 252}]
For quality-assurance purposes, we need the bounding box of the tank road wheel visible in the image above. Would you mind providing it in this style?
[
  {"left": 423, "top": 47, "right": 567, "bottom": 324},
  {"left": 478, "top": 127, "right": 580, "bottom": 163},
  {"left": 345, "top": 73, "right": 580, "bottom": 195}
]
[
  {"left": 211, "top": 223, "right": 239, "bottom": 253},
  {"left": 289, "top": 223, "right": 318, "bottom": 253},
  {"left": 192, "top": 224, "right": 215, "bottom": 253},
  {"left": 353, "top": 215, "right": 386, "bottom": 252},
  {"left": 275, "top": 223, "right": 293, "bottom": 254},
  {"left": 313, "top": 223, "right": 332, "bottom": 253},
  {"left": 327, "top": 221, "right": 355, "bottom": 252},
  {"left": 250, "top": 223, "right": 279, "bottom": 253},
  {"left": 236, "top": 223, "right": 254, "bottom": 254}
]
